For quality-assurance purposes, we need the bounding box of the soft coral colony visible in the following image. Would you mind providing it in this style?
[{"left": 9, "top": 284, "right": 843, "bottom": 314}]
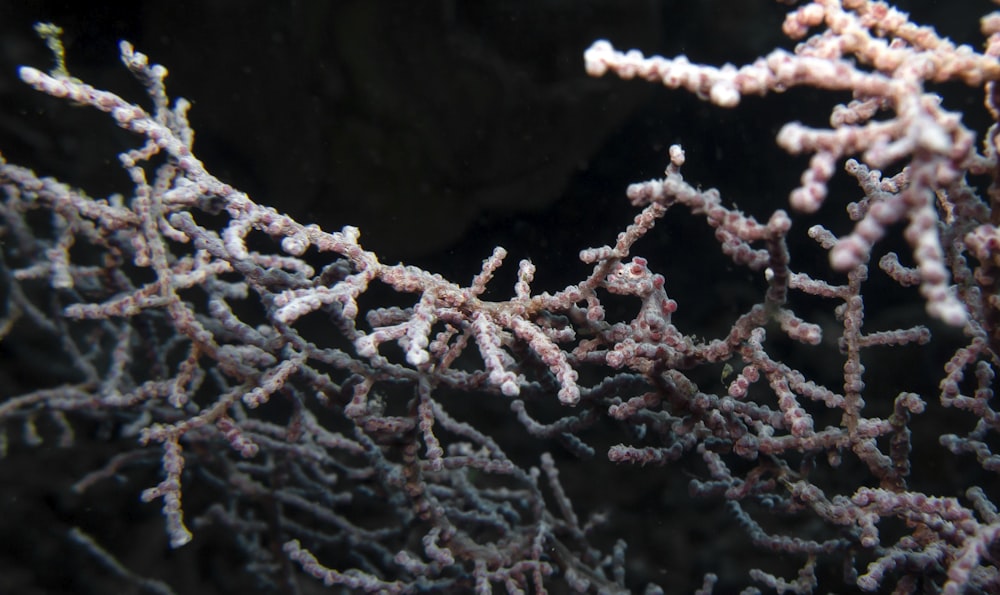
[{"left": 1, "top": 2, "right": 1000, "bottom": 593}]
